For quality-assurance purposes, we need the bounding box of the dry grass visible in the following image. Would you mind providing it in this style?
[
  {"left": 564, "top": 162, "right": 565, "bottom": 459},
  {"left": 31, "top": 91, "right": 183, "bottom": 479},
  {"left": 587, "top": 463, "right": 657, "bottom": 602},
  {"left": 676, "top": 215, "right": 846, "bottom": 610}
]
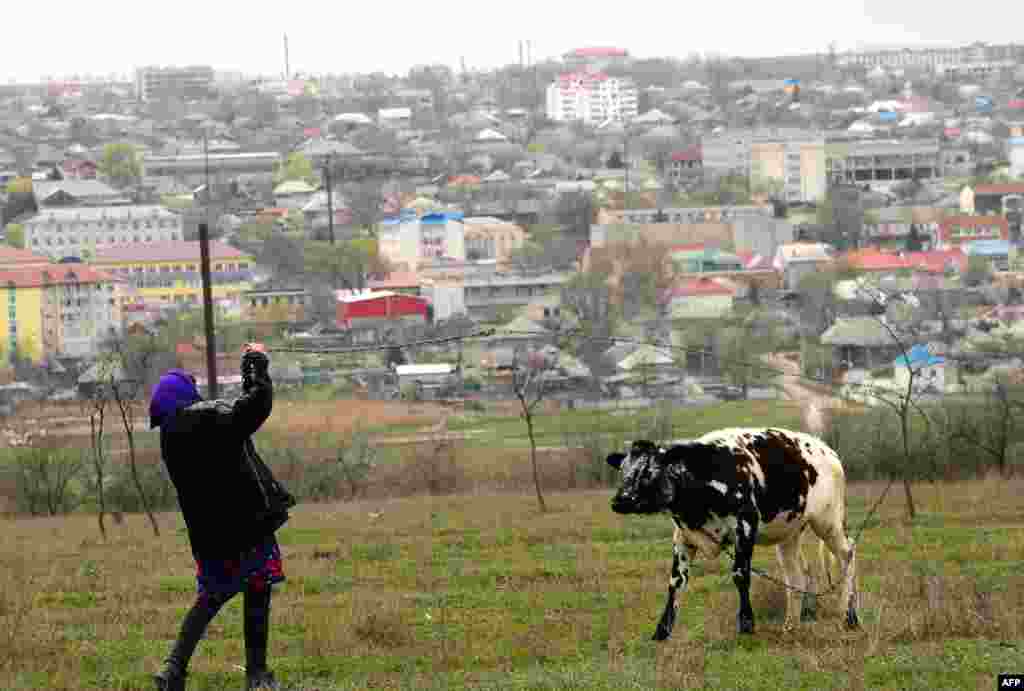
[{"left": 1, "top": 476, "right": 1023, "bottom": 690}]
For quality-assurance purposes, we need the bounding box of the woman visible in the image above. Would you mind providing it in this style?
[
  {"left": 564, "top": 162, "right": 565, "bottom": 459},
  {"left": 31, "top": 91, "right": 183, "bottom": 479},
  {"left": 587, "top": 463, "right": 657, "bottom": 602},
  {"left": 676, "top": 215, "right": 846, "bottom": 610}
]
[{"left": 150, "top": 347, "right": 293, "bottom": 691}]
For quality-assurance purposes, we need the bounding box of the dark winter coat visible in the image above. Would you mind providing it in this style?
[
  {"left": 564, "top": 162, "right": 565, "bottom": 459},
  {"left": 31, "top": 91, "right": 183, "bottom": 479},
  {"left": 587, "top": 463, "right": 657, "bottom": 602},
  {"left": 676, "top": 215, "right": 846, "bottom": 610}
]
[{"left": 159, "top": 372, "right": 293, "bottom": 562}]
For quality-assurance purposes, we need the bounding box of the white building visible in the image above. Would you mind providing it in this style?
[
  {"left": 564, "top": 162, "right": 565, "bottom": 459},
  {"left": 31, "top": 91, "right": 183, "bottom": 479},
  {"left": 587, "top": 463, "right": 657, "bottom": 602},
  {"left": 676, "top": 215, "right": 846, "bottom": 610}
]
[
  {"left": 134, "top": 65, "right": 214, "bottom": 102},
  {"left": 545, "top": 70, "right": 638, "bottom": 124},
  {"left": 23, "top": 206, "right": 184, "bottom": 261},
  {"left": 1010, "top": 138, "right": 1024, "bottom": 180},
  {"left": 377, "top": 212, "right": 466, "bottom": 270}
]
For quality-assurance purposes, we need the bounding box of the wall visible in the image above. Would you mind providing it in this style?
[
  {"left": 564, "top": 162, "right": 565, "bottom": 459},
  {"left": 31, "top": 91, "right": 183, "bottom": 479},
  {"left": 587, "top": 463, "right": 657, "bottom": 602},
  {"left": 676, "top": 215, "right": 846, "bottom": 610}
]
[{"left": 0, "top": 286, "right": 43, "bottom": 363}]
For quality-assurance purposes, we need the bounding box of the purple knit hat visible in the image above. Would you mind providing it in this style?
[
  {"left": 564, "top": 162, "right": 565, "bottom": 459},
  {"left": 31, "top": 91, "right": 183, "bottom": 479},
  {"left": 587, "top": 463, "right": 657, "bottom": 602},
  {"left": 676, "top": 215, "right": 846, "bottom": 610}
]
[{"left": 149, "top": 369, "right": 202, "bottom": 429}]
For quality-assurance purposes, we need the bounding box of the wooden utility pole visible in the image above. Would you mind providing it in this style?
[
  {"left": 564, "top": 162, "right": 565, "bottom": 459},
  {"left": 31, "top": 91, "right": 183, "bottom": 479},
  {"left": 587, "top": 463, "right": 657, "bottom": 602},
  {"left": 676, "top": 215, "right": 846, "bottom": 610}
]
[{"left": 199, "top": 133, "right": 218, "bottom": 398}]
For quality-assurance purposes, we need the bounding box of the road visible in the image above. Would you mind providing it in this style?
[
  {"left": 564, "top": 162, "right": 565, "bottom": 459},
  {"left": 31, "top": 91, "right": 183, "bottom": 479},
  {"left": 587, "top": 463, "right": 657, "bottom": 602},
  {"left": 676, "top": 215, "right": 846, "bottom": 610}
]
[{"left": 763, "top": 352, "right": 848, "bottom": 435}]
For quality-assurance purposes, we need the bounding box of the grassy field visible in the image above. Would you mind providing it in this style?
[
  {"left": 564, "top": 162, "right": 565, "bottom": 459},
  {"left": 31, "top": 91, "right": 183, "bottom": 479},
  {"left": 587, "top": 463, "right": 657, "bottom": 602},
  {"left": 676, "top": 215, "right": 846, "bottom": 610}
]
[
  {"left": 2, "top": 401, "right": 1023, "bottom": 689},
  {"left": 2, "top": 481, "right": 1023, "bottom": 689}
]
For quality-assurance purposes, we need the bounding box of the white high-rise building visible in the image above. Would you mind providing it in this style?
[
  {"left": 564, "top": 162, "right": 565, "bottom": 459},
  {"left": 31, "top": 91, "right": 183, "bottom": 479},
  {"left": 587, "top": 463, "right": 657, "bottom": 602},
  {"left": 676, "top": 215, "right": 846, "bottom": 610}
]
[{"left": 545, "top": 70, "right": 638, "bottom": 124}]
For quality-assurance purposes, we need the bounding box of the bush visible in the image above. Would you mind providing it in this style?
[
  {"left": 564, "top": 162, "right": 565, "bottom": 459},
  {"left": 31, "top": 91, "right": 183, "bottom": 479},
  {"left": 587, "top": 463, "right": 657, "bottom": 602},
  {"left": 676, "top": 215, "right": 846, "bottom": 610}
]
[
  {"left": 7, "top": 448, "right": 85, "bottom": 516},
  {"left": 259, "top": 425, "right": 376, "bottom": 502},
  {"left": 102, "top": 459, "right": 178, "bottom": 514}
]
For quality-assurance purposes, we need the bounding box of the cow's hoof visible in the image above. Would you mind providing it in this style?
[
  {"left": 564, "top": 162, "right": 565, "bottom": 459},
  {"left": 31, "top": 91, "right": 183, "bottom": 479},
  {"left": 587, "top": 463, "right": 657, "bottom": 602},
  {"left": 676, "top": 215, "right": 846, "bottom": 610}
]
[
  {"left": 845, "top": 605, "right": 860, "bottom": 630},
  {"left": 737, "top": 614, "right": 755, "bottom": 635},
  {"left": 801, "top": 593, "right": 818, "bottom": 622}
]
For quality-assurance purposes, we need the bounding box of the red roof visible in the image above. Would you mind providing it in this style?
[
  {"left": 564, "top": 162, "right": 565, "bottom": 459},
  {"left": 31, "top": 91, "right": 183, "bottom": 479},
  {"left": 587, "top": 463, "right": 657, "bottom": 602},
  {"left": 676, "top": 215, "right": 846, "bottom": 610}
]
[
  {"left": 843, "top": 250, "right": 915, "bottom": 272},
  {"left": 974, "top": 183, "right": 1024, "bottom": 195},
  {"left": 905, "top": 249, "right": 968, "bottom": 274},
  {"left": 569, "top": 47, "right": 628, "bottom": 58},
  {"left": 0, "top": 246, "right": 53, "bottom": 267},
  {"left": 558, "top": 71, "right": 610, "bottom": 84},
  {"left": 0, "top": 265, "right": 120, "bottom": 288},
  {"left": 92, "top": 240, "right": 248, "bottom": 264},
  {"left": 667, "top": 277, "right": 734, "bottom": 298},
  {"left": 671, "top": 145, "right": 703, "bottom": 162},
  {"left": 258, "top": 208, "right": 290, "bottom": 218},
  {"left": 669, "top": 242, "right": 707, "bottom": 254}
]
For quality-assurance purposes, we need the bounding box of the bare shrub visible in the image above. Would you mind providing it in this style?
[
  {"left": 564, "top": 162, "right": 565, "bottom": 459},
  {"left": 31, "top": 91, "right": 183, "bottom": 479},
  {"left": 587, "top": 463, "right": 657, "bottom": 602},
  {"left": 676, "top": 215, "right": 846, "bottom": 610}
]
[{"left": 10, "top": 447, "right": 84, "bottom": 516}]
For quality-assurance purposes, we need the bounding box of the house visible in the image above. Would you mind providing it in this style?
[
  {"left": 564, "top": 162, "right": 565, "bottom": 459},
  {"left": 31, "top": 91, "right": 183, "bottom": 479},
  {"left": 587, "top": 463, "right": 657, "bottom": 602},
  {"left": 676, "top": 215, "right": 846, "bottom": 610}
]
[
  {"left": 670, "top": 244, "right": 745, "bottom": 273},
  {"left": 0, "top": 246, "right": 54, "bottom": 270},
  {"left": 242, "top": 284, "right": 311, "bottom": 323},
  {"left": 395, "top": 363, "right": 456, "bottom": 398},
  {"left": 0, "top": 264, "right": 123, "bottom": 364},
  {"left": 22, "top": 205, "right": 185, "bottom": 261},
  {"left": 273, "top": 180, "right": 318, "bottom": 210},
  {"left": 90, "top": 241, "right": 253, "bottom": 307},
  {"left": 842, "top": 249, "right": 915, "bottom": 274},
  {"left": 963, "top": 239, "right": 1011, "bottom": 271},
  {"left": 960, "top": 183, "right": 1024, "bottom": 215},
  {"left": 772, "top": 242, "right": 835, "bottom": 290},
  {"left": 892, "top": 344, "right": 955, "bottom": 394},
  {"left": 377, "top": 212, "right": 466, "bottom": 271},
  {"left": 820, "top": 315, "right": 901, "bottom": 370},
  {"left": 462, "top": 271, "right": 571, "bottom": 320},
  {"left": 335, "top": 290, "right": 430, "bottom": 340},
  {"left": 462, "top": 217, "right": 527, "bottom": 263},
  {"left": 663, "top": 277, "right": 735, "bottom": 319},
  {"left": 59, "top": 159, "right": 99, "bottom": 180},
  {"left": 33, "top": 180, "right": 131, "bottom": 208},
  {"left": 667, "top": 145, "right": 703, "bottom": 183},
  {"left": 368, "top": 271, "right": 422, "bottom": 295},
  {"left": 378, "top": 107, "right": 412, "bottom": 128},
  {"left": 937, "top": 215, "right": 1009, "bottom": 249}
]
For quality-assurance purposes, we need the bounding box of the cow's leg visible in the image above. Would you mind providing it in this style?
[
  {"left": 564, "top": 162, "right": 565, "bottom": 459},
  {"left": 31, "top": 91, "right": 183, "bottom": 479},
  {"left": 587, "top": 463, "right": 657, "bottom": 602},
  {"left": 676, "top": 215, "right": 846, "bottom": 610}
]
[
  {"left": 776, "top": 533, "right": 806, "bottom": 631},
  {"left": 653, "top": 526, "right": 692, "bottom": 641},
  {"left": 800, "top": 532, "right": 820, "bottom": 622},
  {"left": 812, "top": 517, "right": 859, "bottom": 629},
  {"left": 732, "top": 506, "right": 759, "bottom": 635}
]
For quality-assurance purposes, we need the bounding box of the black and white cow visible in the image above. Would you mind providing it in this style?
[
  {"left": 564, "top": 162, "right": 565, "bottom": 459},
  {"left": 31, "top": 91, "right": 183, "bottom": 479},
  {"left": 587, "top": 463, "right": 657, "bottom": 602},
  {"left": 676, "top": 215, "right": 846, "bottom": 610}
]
[{"left": 607, "top": 427, "right": 859, "bottom": 640}]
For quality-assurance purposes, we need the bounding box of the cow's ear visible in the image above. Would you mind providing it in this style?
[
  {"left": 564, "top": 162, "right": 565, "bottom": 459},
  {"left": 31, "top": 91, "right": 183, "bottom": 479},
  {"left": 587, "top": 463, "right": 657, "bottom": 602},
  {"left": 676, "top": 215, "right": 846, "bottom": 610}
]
[{"left": 607, "top": 452, "right": 626, "bottom": 469}]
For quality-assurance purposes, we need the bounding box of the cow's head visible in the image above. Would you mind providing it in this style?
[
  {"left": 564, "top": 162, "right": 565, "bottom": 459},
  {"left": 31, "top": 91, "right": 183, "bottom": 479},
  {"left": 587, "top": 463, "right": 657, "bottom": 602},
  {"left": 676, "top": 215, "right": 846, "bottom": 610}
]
[{"left": 607, "top": 440, "right": 677, "bottom": 514}]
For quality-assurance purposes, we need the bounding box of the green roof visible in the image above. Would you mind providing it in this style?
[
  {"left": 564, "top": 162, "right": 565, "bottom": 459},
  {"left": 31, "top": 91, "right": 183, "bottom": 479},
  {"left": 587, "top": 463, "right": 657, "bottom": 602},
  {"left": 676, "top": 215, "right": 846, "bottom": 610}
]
[{"left": 820, "top": 316, "right": 901, "bottom": 347}]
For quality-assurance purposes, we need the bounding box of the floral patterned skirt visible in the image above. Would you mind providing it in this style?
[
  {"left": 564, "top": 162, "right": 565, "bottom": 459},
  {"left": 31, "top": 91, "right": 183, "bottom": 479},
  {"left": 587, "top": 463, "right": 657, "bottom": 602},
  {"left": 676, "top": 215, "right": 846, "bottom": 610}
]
[{"left": 196, "top": 535, "right": 285, "bottom": 599}]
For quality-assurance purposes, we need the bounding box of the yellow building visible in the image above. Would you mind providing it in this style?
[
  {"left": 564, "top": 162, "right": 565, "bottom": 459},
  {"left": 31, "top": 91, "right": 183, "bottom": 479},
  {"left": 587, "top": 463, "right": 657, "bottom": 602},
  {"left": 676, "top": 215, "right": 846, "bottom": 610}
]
[
  {"left": 750, "top": 135, "right": 826, "bottom": 203},
  {"left": 242, "top": 284, "right": 311, "bottom": 324},
  {"left": 0, "top": 264, "right": 123, "bottom": 364},
  {"left": 90, "top": 240, "right": 254, "bottom": 307}
]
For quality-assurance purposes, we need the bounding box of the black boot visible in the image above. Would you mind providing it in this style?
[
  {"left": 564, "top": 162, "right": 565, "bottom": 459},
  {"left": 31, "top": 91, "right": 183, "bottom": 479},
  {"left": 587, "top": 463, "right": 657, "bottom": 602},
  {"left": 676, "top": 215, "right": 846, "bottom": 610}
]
[
  {"left": 155, "top": 595, "right": 226, "bottom": 691},
  {"left": 244, "top": 585, "right": 280, "bottom": 690}
]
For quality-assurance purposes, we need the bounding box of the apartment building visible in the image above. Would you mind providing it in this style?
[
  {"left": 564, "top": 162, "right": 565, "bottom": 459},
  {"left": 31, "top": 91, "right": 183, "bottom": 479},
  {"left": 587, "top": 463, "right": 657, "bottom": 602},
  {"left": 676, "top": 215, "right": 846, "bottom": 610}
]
[
  {"left": 605, "top": 205, "right": 773, "bottom": 225},
  {"left": 90, "top": 241, "right": 253, "bottom": 307},
  {"left": 23, "top": 206, "right": 184, "bottom": 261},
  {"left": 142, "top": 152, "right": 281, "bottom": 188},
  {"left": 463, "top": 272, "right": 572, "bottom": 320},
  {"left": 749, "top": 134, "right": 826, "bottom": 203},
  {"left": 701, "top": 132, "right": 753, "bottom": 178},
  {"left": 242, "top": 284, "right": 311, "bottom": 324},
  {"left": 134, "top": 65, "right": 215, "bottom": 102},
  {"left": 825, "top": 140, "right": 942, "bottom": 188},
  {"left": 0, "top": 264, "right": 123, "bottom": 364},
  {"left": 545, "top": 70, "right": 638, "bottom": 124},
  {"left": 836, "top": 43, "right": 1018, "bottom": 75}
]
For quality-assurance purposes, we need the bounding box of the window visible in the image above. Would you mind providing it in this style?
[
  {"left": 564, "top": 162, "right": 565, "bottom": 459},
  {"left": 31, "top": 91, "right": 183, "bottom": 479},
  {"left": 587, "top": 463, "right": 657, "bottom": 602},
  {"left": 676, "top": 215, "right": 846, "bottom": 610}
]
[{"left": 171, "top": 233, "right": 179, "bottom": 241}]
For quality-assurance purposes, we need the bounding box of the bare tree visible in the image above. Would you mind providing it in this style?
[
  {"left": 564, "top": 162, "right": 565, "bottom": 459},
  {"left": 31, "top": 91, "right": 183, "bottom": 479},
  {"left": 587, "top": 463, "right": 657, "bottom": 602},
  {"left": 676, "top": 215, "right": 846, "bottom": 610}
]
[
  {"left": 512, "top": 345, "right": 557, "bottom": 513},
  {"left": 102, "top": 334, "right": 163, "bottom": 536},
  {"left": 82, "top": 370, "right": 112, "bottom": 540}
]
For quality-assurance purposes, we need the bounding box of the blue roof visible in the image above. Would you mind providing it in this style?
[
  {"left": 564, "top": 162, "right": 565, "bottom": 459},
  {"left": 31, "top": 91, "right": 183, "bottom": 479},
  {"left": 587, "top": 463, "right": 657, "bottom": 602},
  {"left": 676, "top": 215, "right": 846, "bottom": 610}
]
[
  {"left": 421, "top": 211, "right": 464, "bottom": 224},
  {"left": 964, "top": 239, "right": 1010, "bottom": 256},
  {"left": 895, "top": 344, "right": 944, "bottom": 368}
]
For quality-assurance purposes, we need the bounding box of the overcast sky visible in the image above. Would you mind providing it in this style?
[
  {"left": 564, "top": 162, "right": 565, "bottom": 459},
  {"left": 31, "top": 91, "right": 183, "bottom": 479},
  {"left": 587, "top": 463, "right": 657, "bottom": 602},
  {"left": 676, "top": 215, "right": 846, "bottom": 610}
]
[{"left": 3, "top": 0, "right": 1017, "bottom": 83}]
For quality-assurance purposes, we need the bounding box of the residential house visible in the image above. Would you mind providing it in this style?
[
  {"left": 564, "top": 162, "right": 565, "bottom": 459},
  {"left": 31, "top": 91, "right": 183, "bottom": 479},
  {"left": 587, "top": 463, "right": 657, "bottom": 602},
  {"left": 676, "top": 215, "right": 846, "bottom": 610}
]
[
  {"left": 33, "top": 180, "right": 131, "bottom": 208},
  {"left": 663, "top": 277, "right": 735, "bottom": 319},
  {"left": 0, "top": 264, "right": 123, "bottom": 364},
  {"left": 825, "top": 139, "right": 942, "bottom": 189},
  {"left": 667, "top": 145, "right": 703, "bottom": 183},
  {"left": 0, "top": 246, "right": 54, "bottom": 270},
  {"left": 963, "top": 239, "right": 1012, "bottom": 271},
  {"left": 864, "top": 207, "right": 943, "bottom": 250},
  {"left": 23, "top": 205, "right": 184, "bottom": 261},
  {"left": 602, "top": 205, "right": 772, "bottom": 225},
  {"left": 273, "top": 180, "right": 318, "bottom": 210},
  {"left": 59, "top": 159, "right": 98, "bottom": 180},
  {"left": 545, "top": 70, "right": 638, "bottom": 124},
  {"left": 335, "top": 290, "right": 430, "bottom": 343},
  {"left": 843, "top": 249, "right": 916, "bottom": 274},
  {"left": 242, "top": 283, "right": 311, "bottom": 323},
  {"left": 820, "top": 315, "right": 901, "bottom": 370},
  {"left": 730, "top": 216, "right": 795, "bottom": 260},
  {"left": 90, "top": 240, "right": 253, "bottom": 307},
  {"left": 936, "top": 215, "right": 1009, "bottom": 249},
  {"left": 750, "top": 132, "right": 827, "bottom": 203},
  {"left": 670, "top": 244, "right": 745, "bottom": 273},
  {"left": 377, "top": 212, "right": 466, "bottom": 271},
  {"left": 462, "top": 271, "right": 571, "bottom": 320},
  {"left": 960, "top": 183, "right": 1024, "bottom": 216},
  {"left": 395, "top": 364, "right": 456, "bottom": 399},
  {"left": 462, "top": 217, "right": 527, "bottom": 263},
  {"left": 142, "top": 151, "right": 281, "bottom": 188},
  {"left": 773, "top": 242, "right": 835, "bottom": 290},
  {"left": 892, "top": 344, "right": 955, "bottom": 394}
]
